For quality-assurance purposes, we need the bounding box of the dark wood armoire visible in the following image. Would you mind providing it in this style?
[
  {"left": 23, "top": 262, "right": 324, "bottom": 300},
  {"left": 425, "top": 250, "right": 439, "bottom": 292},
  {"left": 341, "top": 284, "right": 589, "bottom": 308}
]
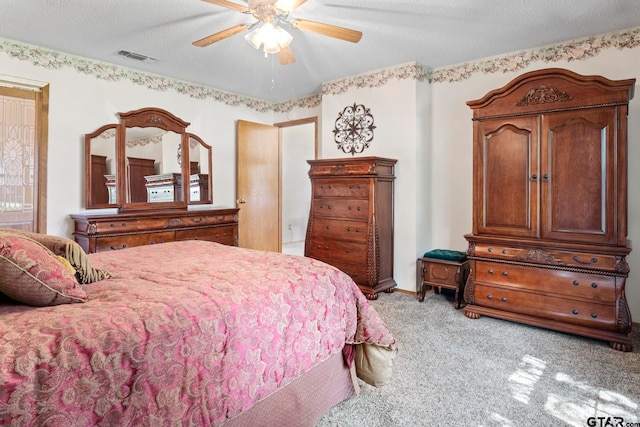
[
  {"left": 304, "top": 157, "right": 397, "bottom": 300},
  {"left": 464, "top": 68, "right": 635, "bottom": 351}
]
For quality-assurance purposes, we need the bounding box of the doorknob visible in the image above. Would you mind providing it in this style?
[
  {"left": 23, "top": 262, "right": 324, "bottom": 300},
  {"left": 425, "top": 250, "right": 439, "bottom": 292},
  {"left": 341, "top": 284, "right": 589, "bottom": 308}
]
[{"left": 237, "top": 198, "right": 247, "bottom": 204}]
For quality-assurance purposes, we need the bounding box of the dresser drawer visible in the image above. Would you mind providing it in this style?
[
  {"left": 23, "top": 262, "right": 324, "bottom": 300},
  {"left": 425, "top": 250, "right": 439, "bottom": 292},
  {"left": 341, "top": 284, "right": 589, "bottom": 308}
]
[
  {"left": 309, "top": 162, "right": 375, "bottom": 176},
  {"left": 473, "top": 284, "right": 617, "bottom": 330},
  {"left": 309, "top": 219, "right": 369, "bottom": 243},
  {"left": 313, "top": 179, "right": 370, "bottom": 198},
  {"left": 312, "top": 198, "right": 369, "bottom": 220},
  {"left": 94, "top": 231, "right": 175, "bottom": 252},
  {"left": 473, "top": 243, "right": 619, "bottom": 271},
  {"left": 175, "top": 225, "right": 236, "bottom": 246},
  {"left": 92, "top": 219, "right": 140, "bottom": 234},
  {"left": 306, "top": 238, "right": 367, "bottom": 265},
  {"left": 474, "top": 260, "right": 616, "bottom": 303}
]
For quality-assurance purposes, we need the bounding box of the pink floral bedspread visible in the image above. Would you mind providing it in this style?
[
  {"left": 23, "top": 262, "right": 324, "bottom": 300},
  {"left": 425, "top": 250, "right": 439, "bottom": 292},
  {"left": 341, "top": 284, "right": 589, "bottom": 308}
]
[{"left": 0, "top": 240, "right": 395, "bottom": 426}]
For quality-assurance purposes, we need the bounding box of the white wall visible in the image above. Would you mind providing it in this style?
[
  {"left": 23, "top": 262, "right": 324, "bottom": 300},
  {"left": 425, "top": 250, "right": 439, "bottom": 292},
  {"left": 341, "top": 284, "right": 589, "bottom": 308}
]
[
  {"left": 321, "top": 77, "right": 424, "bottom": 293},
  {"left": 281, "top": 123, "right": 315, "bottom": 244},
  {"left": 0, "top": 51, "right": 272, "bottom": 237}
]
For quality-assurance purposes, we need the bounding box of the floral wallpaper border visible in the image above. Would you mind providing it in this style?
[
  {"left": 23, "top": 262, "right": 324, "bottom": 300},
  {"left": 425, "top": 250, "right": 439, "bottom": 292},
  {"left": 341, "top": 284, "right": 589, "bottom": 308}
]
[{"left": 1, "top": 26, "right": 639, "bottom": 113}]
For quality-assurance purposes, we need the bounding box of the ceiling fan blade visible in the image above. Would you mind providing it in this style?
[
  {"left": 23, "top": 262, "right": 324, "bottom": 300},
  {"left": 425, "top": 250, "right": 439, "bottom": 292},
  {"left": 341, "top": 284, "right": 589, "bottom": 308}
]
[
  {"left": 201, "top": 0, "right": 249, "bottom": 13},
  {"left": 275, "top": 0, "right": 307, "bottom": 12},
  {"left": 193, "top": 24, "right": 249, "bottom": 47},
  {"left": 290, "top": 19, "right": 362, "bottom": 43},
  {"left": 277, "top": 46, "right": 296, "bottom": 65}
]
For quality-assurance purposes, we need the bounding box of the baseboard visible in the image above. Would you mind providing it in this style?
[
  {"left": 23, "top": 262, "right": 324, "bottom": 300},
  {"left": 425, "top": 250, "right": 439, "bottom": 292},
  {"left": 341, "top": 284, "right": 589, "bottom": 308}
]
[{"left": 395, "top": 288, "right": 416, "bottom": 296}]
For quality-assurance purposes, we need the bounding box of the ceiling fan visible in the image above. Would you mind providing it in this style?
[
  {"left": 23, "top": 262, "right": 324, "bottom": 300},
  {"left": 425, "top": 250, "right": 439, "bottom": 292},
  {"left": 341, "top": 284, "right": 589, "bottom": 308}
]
[{"left": 193, "top": 0, "right": 363, "bottom": 65}]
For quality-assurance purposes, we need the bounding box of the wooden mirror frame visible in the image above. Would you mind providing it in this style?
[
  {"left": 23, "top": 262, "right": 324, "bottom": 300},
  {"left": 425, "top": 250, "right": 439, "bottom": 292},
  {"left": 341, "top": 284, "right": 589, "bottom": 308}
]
[
  {"left": 186, "top": 133, "right": 214, "bottom": 205},
  {"left": 85, "top": 124, "right": 118, "bottom": 209},
  {"left": 84, "top": 107, "right": 213, "bottom": 211}
]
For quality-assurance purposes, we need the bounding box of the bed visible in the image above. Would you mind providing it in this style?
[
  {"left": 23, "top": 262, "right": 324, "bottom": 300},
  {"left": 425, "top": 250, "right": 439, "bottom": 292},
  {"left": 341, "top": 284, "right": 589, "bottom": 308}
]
[{"left": 0, "top": 230, "right": 396, "bottom": 426}]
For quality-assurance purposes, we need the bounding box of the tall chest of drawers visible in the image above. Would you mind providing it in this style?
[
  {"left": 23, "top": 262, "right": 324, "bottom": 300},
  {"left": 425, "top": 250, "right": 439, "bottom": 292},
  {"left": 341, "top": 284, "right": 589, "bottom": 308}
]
[
  {"left": 70, "top": 208, "right": 238, "bottom": 253},
  {"left": 304, "top": 157, "right": 397, "bottom": 299}
]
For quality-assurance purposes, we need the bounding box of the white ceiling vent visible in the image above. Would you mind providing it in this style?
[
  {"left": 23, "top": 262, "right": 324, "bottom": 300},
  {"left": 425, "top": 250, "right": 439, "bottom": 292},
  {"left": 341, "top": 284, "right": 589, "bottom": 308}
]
[{"left": 117, "top": 50, "right": 157, "bottom": 63}]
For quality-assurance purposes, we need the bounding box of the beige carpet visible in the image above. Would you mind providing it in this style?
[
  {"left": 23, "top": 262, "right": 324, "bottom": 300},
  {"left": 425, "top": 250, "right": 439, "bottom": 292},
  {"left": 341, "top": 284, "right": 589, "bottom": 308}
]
[{"left": 317, "top": 291, "right": 640, "bottom": 427}]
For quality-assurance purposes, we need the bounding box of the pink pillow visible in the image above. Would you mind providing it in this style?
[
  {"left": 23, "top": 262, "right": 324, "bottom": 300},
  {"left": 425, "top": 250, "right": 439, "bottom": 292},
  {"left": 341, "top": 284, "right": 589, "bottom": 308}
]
[{"left": 0, "top": 235, "right": 87, "bottom": 306}]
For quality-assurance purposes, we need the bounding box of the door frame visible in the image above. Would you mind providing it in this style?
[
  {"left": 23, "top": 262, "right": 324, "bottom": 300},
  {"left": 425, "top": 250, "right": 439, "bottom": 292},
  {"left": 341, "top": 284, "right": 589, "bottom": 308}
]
[
  {"left": 274, "top": 117, "right": 318, "bottom": 251},
  {"left": 0, "top": 75, "right": 49, "bottom": 232}
]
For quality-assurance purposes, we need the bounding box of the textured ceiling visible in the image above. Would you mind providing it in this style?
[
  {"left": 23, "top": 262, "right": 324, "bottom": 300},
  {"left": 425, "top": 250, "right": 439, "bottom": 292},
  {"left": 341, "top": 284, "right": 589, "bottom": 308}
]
[{"left": 1, "top": 0, "right": 639, "bottom": 102}]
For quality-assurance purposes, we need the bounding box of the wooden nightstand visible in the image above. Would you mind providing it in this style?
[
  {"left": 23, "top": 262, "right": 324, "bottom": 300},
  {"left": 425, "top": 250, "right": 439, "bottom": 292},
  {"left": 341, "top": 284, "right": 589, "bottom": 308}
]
[{"left": 417, "top": 256, "right": 470, "bottom": 309}]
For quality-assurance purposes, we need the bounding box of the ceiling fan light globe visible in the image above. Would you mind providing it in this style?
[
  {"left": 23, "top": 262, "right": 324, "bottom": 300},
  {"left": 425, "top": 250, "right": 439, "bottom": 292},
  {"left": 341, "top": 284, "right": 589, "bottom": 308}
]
[
  {"left": 275, "top": 27, "right": 293, "bottom": 48},
  {"left": 263, "top": 39, "right": 281, "bottom": 54},
  {"left": 244, "top": 28, "right": 263, "bottom": 49}
]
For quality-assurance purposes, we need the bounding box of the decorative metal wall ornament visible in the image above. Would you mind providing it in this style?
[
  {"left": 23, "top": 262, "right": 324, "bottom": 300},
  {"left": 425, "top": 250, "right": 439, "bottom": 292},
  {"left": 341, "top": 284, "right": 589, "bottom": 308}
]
[{"left": 333, "top": 103, "right": 376, "bottom": 156}]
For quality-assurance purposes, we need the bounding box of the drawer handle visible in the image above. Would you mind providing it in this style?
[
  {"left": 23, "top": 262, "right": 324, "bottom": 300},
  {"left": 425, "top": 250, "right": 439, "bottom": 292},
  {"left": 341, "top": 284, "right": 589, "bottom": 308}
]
[
  {"left": 502, "top": 271, "right": 508, "bottom": 276},
  {"left": 110, "top": 223, "right": 115, "bottom": 228},
  {"left": 573, "top": 280, "right": 579, "bottom": 286},
  {"left": 345, "top": 249, "right": 350, "bottom": 253},
  {"left": 488, "top": 269, "right": 494, "bottom": 274},
  {"left": 325, "top": 246, "right": 329, "bottom": 250},
  {"left": 121, "top": 223, "right": 126, "bottom": 227},
  {"left": 572, "top": 256, "right": 598, "bottom": 265},
  {"left": 572, "top": 309, "right": 579, "bottom": 315},
  {"left": 488, "top": 247, "right": 493, "bottom": 253},
  {"left": 501, "top": 297, "right": 507, "bottom": 302},
  {"left": 591, "top": 282, "right": 598, "bottom": 288},
  {"left": 191, "top": 217, "right": 204, "bottom": 223},
  {"left": 591, "top": 313, "right": 597, "bottom": 318},
  {"left": 110, "top": 243, "right": 127, "bottom": 250},
  {"left": 347, "top": 227, "right": 351, "bottom": 231},
  {"left": 349, "top": 184, "right": 354, "bottom": 189},
  {"left": 501, "top": 249, "right": 507, "bottom": 254},
  {"left": 326, "top": 226, "right": 330, "bottom": 230},
  {"left": 487, "top": 294, "right": 492, "bottom": 300}
]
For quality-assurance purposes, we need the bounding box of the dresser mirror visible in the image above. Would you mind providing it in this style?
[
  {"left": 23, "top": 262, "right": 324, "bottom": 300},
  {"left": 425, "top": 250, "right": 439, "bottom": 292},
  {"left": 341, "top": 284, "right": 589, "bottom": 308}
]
[
  {"left": 187, "top": 133, "right": 212, "bottom": 204},
  {"left": 85, "top": 124, "right": 118, "bottom": 208},
  {"left": 84, "top": 107, "right": 212, "bottom": 211}
]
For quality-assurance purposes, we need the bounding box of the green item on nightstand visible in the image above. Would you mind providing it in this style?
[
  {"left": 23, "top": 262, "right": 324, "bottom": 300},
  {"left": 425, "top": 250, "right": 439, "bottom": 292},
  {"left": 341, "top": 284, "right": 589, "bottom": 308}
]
[{"left": 422, "top": 249, "right": 467, "bottom": 262}]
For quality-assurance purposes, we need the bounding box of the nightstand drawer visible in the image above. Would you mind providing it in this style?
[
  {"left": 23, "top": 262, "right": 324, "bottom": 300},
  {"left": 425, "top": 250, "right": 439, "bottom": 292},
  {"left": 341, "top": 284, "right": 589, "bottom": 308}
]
[{"left": 417, "top": 257, "right": 469, "bottom": 308}]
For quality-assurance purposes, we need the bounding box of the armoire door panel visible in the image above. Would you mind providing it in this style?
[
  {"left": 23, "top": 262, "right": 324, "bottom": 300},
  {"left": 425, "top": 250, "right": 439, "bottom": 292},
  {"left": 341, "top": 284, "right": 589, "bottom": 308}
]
[
  {"left": 541, "top": 109, "right": 616, "bottom": 244},
  {"left": 476, "top": 117, "right": 539, "bottom": 237}
]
